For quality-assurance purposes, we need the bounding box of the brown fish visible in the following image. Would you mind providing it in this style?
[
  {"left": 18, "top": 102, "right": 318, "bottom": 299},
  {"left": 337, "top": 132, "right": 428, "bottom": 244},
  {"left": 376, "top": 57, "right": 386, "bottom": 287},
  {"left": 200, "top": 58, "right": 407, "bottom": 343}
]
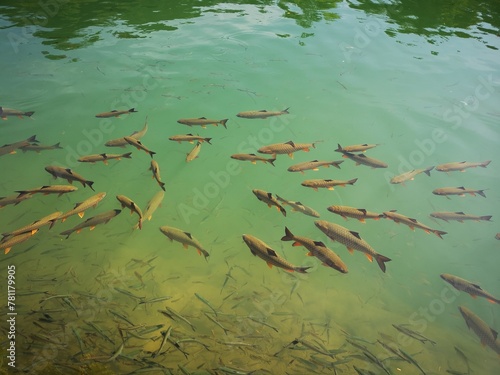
[
  {"left": 159, "top": 226, "right": 209, "bottom": 259},
  {"left": 123, "top": 136, "right": 156, "bottom": 158},
  {"left": 0, "top": 106, "right": 34, "bottom": 120},
  {"left": 383, "top": 210, "right": 447, "bottom": 239},
  {"left": 186, "top": 142, "right": 202, "bottom": 162},
  {"left": 327, "top": 205, "right": 383, "bottom": 222},
  {"left": 78, "top": 152, "right": 132, "bottom": 164},
  {"left": 105, "top": 118, "right": 148, "bottom": 147},
  {"left": 252, "top": 189, "right": 286, "bottom": 217},
  {"left": 242, "top": 234, "right": 309, "bottom": 273},
  {"left": 116, "top": 195, "right": 143, "bottom": 229},
  {"left": 60, "top": 209, "right": 121, "bottom": 238},
  {"left": 390, "top": 167, "right": 434, "bottom": 185},
  {"left": 0, "top": 194, "right": 32, "bottom": 209},
  {"left": 0, "top": 135, "right": 39, "bottom": 157},
  {"left": 276, "top": 196, "right": 320, "bottom": 218},
  {"left": 44, "top": 166, "right": 94, "bottom": 191},
  {"left": 16, "top": 185, "right": 78, "bottom": 197},
  {"left": 20, "top": 142, "right": 63, "bottom": 153},
  {"left": 301, "top": 178, "right": 357, "bottom": 191},
  {"left": 258, "top": 140, "right": 316, "bottom": 159},
  {"left": 440, "top": 274, "right": 500, "bottom": 304},
  {"left": 134, "top": 191, "right": 164, "bottom": 228},
  {"left": 436, "top": 160, "right": 491, "bottom": 172},
  {"left": 432, "top": 187, "right": 487, "bottom": 198},
  {"left": 231, "top": 154, "right": 276, "bottom": 166},
  {"left": 150, "top": 160, "right": 166, "bottom": 191},
  {"left": 458, "top": 306, "right": 500, "bottom": 355},
  {"left": 236, "top": 108, "right": 289, "bottom": 119},
  {"left": 287, "top": 160, "right": 343, "bottom": 173},
  {"left": 430, "top": 212, "right": 492, "bottom": 223},
  {"left": 177, "top": 117, "right": 228, "bottom": 129},
  {"left": 57, "top": 192, "right": 107, "bottom": 223},
  {"left": 335, "top": 143, "right": 379, "bottom": 153},
  {"left": 2, "top": 211, "right": 62, "bottom": 238},
  {"left": 281, "top": 227, "right": 347, "bottom": 274},
  {"left": 169, "top": 134, "right": 212, "bottom": 144},
  {"left": 95, "top": 108, "right": 137, "bottom": 118},
  {"left": 0, "top": 229, "right": 39, "bottom": 254},
  {"left": 340, "top": 152, "right": 388, "bottom": 168}
]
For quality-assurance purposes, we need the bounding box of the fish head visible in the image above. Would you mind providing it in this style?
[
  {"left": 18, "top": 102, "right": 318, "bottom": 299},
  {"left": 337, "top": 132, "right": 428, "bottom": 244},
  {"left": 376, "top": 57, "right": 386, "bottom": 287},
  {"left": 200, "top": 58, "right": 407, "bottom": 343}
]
[{"left": 327, "top": 206, "right": 337, "bottom": 213}]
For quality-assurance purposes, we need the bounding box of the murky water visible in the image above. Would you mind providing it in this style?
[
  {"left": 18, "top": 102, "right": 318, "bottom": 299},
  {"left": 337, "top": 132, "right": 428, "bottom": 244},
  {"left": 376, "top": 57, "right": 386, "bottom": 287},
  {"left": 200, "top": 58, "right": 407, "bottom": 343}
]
[{"left": 1, "top": 1, "right": 499, "bottom": 374}]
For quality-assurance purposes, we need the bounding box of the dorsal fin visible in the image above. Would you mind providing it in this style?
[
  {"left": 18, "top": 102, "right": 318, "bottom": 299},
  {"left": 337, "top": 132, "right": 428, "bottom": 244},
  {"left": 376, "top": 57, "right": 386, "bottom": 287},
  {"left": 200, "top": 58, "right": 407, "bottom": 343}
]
[
  {"left": 409, "top": 218, "right": 418, "bottom": 223},
  {"left": 266, "top": 248, "right": 278, "bottom": 257},
  {"left": 314, "top": 241, "right": 326, "bottom": 248},
  {"left": 457, "top": 186, "right": 465, "bottom": 190},
  {"left": 357, "top": 208, "right": 367, "bottom": 215},
  {"left": 65, "top": 168, "right": 73, "bottom": 174},
  {"left": 455, "top": 212, "right": 466, "bottom": 215},
  {"left": 259, "top": 110, "right": 268, "bottom": 112},
  {"left": 198, "top": 117, "right": 207, "bottom": 119},
  {"left": 267, "top": 192, "right": 273, "bottom": 199},
  {"left": 285, "top": 140, "right": 296, "bottom": 147},
  {"left": 184, "top": 232, "right": 193, "bottom": 239},
  {"left": 491, "top": 328, "right": 498, "bottom": 340},
  {"left": 350, "top": 231, "right": 361, "bottom": 240},
  {"left": 472, "top": 283, "right": 482, "bottom": 290}
]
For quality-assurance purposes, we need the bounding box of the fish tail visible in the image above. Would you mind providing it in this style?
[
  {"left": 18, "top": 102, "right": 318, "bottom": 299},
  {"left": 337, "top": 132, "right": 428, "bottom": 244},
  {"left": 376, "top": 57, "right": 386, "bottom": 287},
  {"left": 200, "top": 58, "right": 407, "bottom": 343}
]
[
  {"left": 48, "top": 219, "right": 57, "bottom": 230},
  {"left": 433, "top": 230, "right": 447, "bottom": 239},
  {"left": 294, "top": 266, "right": 310, "bottom": 274},
  {"left": 281, "top": 227, "right": 294, "bottom": 241},
  {"left": 129, "top": 108, "right": 138, "bottom": 113},
  {"left": 348, "top": 178, "right": 358, "bottom": 185},
  {"left": 53, "top": 142, "right": 62, "bottom": 149},
  {"left": 480, "top": 215, "right": 492, "bottom": 221},
  {"left": 123, "top": 152, "right": 132, "bottom": 158},
  {"left": 481, "top": 160, "right": 491, "bottom": 168},
  {"left": 24, "top": 111, "right": 35, "bottom": 117},
  {"left": 268, "top": 158, "right": 276, "bottom": 167},
  {"left": 28, "top": 135, "right": 39, "bottom": 143},
  {"left": 220, "top": 119, "right": 228, "bottom": 129},
  {"left": 205, "top": 138, "right": 212, "bottom": 145},
  {"left": 149, "top": 151, "right": 156, "bottom": 158},
  {"left": 424, "top": 166, "right": 434, "bottom": 176},
  {"left": 375, "top": 254, "right": 391, "bottom": 273},
  {"left": 283, "top": 107, "right": 290, "bottom": 114},
  {"left": 15, "top": 190, "right": 29, "bottom": 197},
  {"left": 279, "top": 206, "right": 287, "bottom": 217},
  {"left": 160, "top": 182, "right": 166, "bottom": 191},
  {"left": 335, "top": 144, "right": 343, "bottom": 152},
  {"left": 201, "top": 249, "right": 210, "bottom": 260},
  {"left": 86, "top": 181, "right": 95, "bottom": 191},
  {"left": 477, "top": 190, "right": 487, "bottom": 198},
  {"left": 332, "top": 160, "right": 343, "bottom": 169}
]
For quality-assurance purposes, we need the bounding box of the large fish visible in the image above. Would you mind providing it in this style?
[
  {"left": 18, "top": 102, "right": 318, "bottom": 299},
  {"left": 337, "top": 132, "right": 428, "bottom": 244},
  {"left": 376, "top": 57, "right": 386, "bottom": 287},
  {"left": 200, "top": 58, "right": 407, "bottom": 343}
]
[
  {"left": 134, "top": 191, "right": 164, "bottom": 229},
  {"left": 430, "top": 212, "right": 492, "bottom": 223},
  {"left": 2, "top": 212, "right": 62, "bottom": 238},
  {"left": 95, "top": 108, "right": 137, "bottom": 118},
  {"left": 252, "top": 189, "right": 286, "bottom": 217},
  {"left": 0, "top": 194, "right": 32, "bottom": 209},
  {"left": 432, "top": 187, "right": 487, "bottom": 198},
  {"left": 287, "top": 159, "right": 343, "bottom": 173},
  {"left": 276, "top": 195, "right": 319, "bottom": 218},
  {"left": 78, "top": 152, "right": 132, "bottom": 164},
  {"left": 440, "top": 274, "right": 500, "bottom": 304},
  {"left": 0, "top": 106, "right": 34, "bottom": 120},
  {"left": 301, "top": 178, "right": 357, "bottom": 191},
  {"left": 105, "top": 118, "right": 148, "bottom": 147},
  {"left": 231, "top": 154, "right": 276, "bottom": 166},
  {"left": 159, "top": 226, "right": 209, "bottom": 259},
  {"left": 0, "top": 229, "right": 39, "bottom": 254},
  {"left": 335, "top": 143, "right": 379, "bottom": 153},
  {"left": 242, "top": 234, "right": 310, "bottom": 273},
  {"left": 177, "top": 117, "right": 228, "bottom": 129},
  {"left": 236, "top": 108, "right": 289, "bottom": 119},
  {"left": 458, "top": 306, "right": 500, "bottom": 355},
  {"left": 258, "top": 140, "right": 316, "bottom": 159},
  {"left": 60, "top": 209, "right": 121, "bottom": 238},
  {"left": 57, "top": 192, "right": 107, "bottom": 222},
  {"left": 186, "top": 142, "right": 202, "bottom": 162},
  {"left": 45, "top": 166, "right": 95, "bottom": 191},
  {"left": 124, "top": 136, "right": 156, "bottom": 158},
  {"left": 0, "top": 135, "right": 39, "bottom": 157},
  {"left": 314, "top": 220, "right": 391, "bottom": 273},
  {"left": 16, "top": 185, "right": 78, "bottom": 197},
  {"left": 281, "top": 227, "right": 347, "bottom": 274},
  {"left": 116, "top": 195, "right": 143, "bottom": 229},
  {"left": 339, "top": 152, "right": 388, "bottom": 168},
  {"left": 390, "top": 167, "right": 434, "bottom": 185},
  {"left": 327, "top": 205, "right": 383, "bottom": 223},
  {"left": 383, "top": 210, "right": 447, "bottom": 239},
  {"left": 149, "top": 160, "right": 166, "bottom": 191},
  {"left": 20, "top": 142, "right": 62, "bottom": 153},
  {"left": 169, "top": 134, "right": 212, "bottom": 144},
  {"left": 436, "top": 160, "right": 491, "bottom": 172}
]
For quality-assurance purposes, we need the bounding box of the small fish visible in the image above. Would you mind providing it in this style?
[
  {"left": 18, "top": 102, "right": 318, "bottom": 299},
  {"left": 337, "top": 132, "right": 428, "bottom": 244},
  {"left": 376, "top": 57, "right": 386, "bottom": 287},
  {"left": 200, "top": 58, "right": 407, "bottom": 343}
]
[
  {"left": 390, "top": 166, "right": 434, "bottom": 185},
  {"left": 252, "top": 189, "right": 286, "bottom": 217},
  {"left": 398, "top": 348, "right": 427, "bottom": 375},
  {"left": 458, "top": 306, "right": 500, "bottom": 355},
  {"left": 159, "top": 306, "right": 196, "bottom": 331},
  {"left": 95, "top": 108, "right": 137, "bottom": 118},
  {"left": 301, "top": 178, "right": 357, "bottom": 191},
  {"left": 177, "top": 117, "right": 228, "bottom": 129},
  {"left": 78, "top": 152, "right": 132, "bottom": 164},
  {"left": 314, "top": 220, "right": 391, "bottom": 273},
  {"left": 335, "top": 143, "right": 379, "bottom": 153},
  {"left": 195, "top": 293, "right": 219, "bottom": 316},
  {"left": 204, "top": 312, "right": 230, "bottom": 335},
  {"left": 16, "top": 185, "right": 78, "bottom": 197},
  {"left": 392, "top": 324, "right": 436, "bottom": 345},
  {"left": 159, "top": 226, "right": 209, "bottom": 259},
  {"left": 186, "top": 142, "right": 202, "bottom": 162},
  {"left": 116, "top": 195, "right": 143, "bottom": 229},
  {"left": 383, "top": 210, "right": 447, "bottom": 239},
  {"left": 152, "top": 327, "right": 172, "bottom": 358},
  {"left": 0, "top": 106, "right": 34, "bottom": 120},
  {"left": 0, "top": 194, "right": 32, "bottom": 209},
  {"left": 57, "top": 192, "right": 107, "bottom": 222},
  {"left": 0, "top": 229, "right": 39, "bottom": 254},
  {"left": 2, "top": 211, "right": 62, "bottom": 238},
  {"left": 113, "top": 287, "right": 145, "bottom": 301},
  {"left": 149, "top": 160, "right": 166, "bottom": 191},
  {"left": 339, "top": 152, "right": 388, "bottom": 168},
  {"left": 45, "top": 166, "right": 94, "bottom": 191},
  {"left": 231, "top": 153, "right": 276, "bottom": 166},
  {"left": 430, "top": 211, "right": 492, "bottom": 223},
  {"left": 105, "top": 117, "right": 148, "bottom": 147},
  {"left": 287, "top": 159, "right": 343, "bottom": 173},
  {"left": 59, "top": 209, "right": 121, "bottom": 238},
  {"left": 436, "top": 160, "right": 491, "bottom": 172},
  {"left": 242, "top": 234, "right": 310, "bottom": 273},
  {"left": 440, "top": 274, "right": 500, "bottom": 304},
  {"left": 432, "top": 186, "right": 487, "bottom": 198},
  {"left": 258, "top": 140, "right": 316, "bottom": 159},
  {"left": 20, "top": 142, "right": 62, "bottom": 153},
  {"left": 169, "top": 134, "right": 212, "bottom": 144},
  {"left": 236, "top": 108, "right": 289, "bottom": 119},
  {"left": 276, "top": 196, "right": 319, "bottom": 218},
  {"left": 137, "top": 190, "right": 164, "bottom": 224},
  {"left": 0, "top": 135, "right": 39, "bottom": 157},
  {"left": 124, "top": 136, "right": 156, "bottom": 158},
  {"left": 281, "top": 227, "right": 347, "bottom": 274},
  {"left": 327, "top": 205, "right": 383, "bottom": 222}
]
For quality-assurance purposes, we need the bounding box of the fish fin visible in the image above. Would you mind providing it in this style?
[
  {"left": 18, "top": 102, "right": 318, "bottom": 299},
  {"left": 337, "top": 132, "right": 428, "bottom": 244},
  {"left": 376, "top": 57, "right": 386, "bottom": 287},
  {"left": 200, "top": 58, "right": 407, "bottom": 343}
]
[
  {"left": 4, "top": 248, "right": 11, "bottom": 254},
  {"left": 183, "top": 244, "right": 189, "bottom": 250},
  {"left": 89, "top": 226, "right": 96, "bottom": 231},
  {"left": 471, "top": 283, "right": 482, "bottom": 289},
  {"left": 281, "top": 227, "right": 294, "bottom": 242},
  {"left": 347, "top": 248, "right": 354, "bottom": 254},
  {"left": 288, "top": 153, "right": 294, "bottom": 159},
  {"left": 251, "top": 160, "right": 256, "bottom": 164},
  {"left": 266, "top": 248, "right": 278, "bottom": 257},
  {"left": 303, "top": 147, "right": 310, "bottom": 152},
  {"left": 312, "top": 168, "right": 319, "bottom": 171},
  {"left": 490, "top": 328, "right": 498, "bottom": 340},
  {"left": 201, "top": 125, "right": 206, "bottom": 129},
  {"left": 327, "top": 187, "right": 334, "bottom": 190},
  {"left": 266, "top": 262, "right": 273, "bottom": 269},
  {"left": 365, "top": 253, "right": 373, "bottom": 262},
  {"left": 268, "top": 158, "right": 276, "bottom": 166},
  {"left": 358, "top": 208, "right": 367, "bottom": 215},
  {"left": 470, "top": 294, "right": 477, "bottom": 299},
  {"left": 358, "top": 218, "right": 366, "bottom": 223},
  {"left": 67, "top": 179, "right": 73, "bottom": 184},
  {"left": 77, "top": 212, "right": 84, "bottom": 218},
  {"left": 103, "top": 159, "right": 108, "bottom": 165},
  {"left": 267, "top": 203, "right": 272, "bottom": 208},
  {"left": 313, "top": 241, "right": 326, "bottom": 248},
  {"left": 480, "top": 215, "right": 492, "bottom": 221},
  {"left": 220, "top": 119, "right": 228, "bottom": 129},
  {"left": 284, "top": 140, "right": 295, "bottom": 147},
  {"left": 76, "top": 229, "right": 82, "bottom": 234},
  {"left": 184, "top": 232, "right": 193, "bottom": 239},
  {"left": 306, "top": 252, "right": 314, "bottom": 256},
  {"left": 292, "top": 242, "right": 302, "bottom": 247},
  {"left": 349, "top": 231, "right": 361, "bottom": 240},
  {"left": 375, "top": 255, "right": 391, "bottom": 273}
]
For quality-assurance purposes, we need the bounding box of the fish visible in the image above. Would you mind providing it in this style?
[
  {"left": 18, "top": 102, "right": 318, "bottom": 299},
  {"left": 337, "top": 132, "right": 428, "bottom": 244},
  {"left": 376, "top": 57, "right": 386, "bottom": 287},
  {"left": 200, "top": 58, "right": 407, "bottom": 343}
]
[
  {"left": 242, "top": 234, "right": 310, "bottom": 273},
  {"left": 0, "top": 229, "right": 39, "bottom": 254},
  {"left": 152, "top": 327, "right": 172, "bottom": 358},
  {"left": 398, "top": 348, "right": 427, "bottom": 375},
  {"left": 204, "top": 312, "right": 230, "bottom": 335},
  {"left": 314, "top": 220, "right": 391, "bottom": 273},
  {"left": 339, "top": 152, "right": 388, "bottom": 168},
  {"left": 44, "top": 166, "right": 95, "bottom": 191},
  {"left": 137, "top": 191, "right": 164, "bottom": 226},
  {"left": 436, "top": 160, "right": 491, "bottom": 172},
  {"left": 16, "top": 185, "right": 78, "bottom": 197},
  {"left": 276, "top": 196, "right": 320, "bottom": 218},
  {"left": 0, "top": 194, "right": 32, "bottom": 209},
  {"left": 231, "top": 153, "right": 276, "bottom": 166},
  {"left": 383, "top": 210, "right": 447, "bottom": 239},
  {"left": 287, "top": 159, "right": 343, "bottom": 173},
  {"left": 440, "top": 274, "right": 500, "bottom": 304},
  {"left": 335, "top": 143, "right": 379, "bottom": 153},
  {"left": 430, "top": 212, "right": 492, "bottom": 223},
  {"left": 169, "top": 134, "right": 212, "bottom": 144},
  {"left": 390, "top": 166, "right": 434, "bottom": 185},
  {"left": 177, "top": 117, "right": 228, "bottom": 129},
  {"left": 195, "top": 293, "right": 219, "bottom": 316},
  {"left": 186, "top": 142, "right": 202, "bottom": 162},
  {"left": 78, "top": 152, "right": 132, "bottom": 164},
  {"left": 2, "top": 211, "right": 62, "bottom": 238},
  {"left": 281, "top": 227, "right": 348, "bottom": 274},
  {"left": 0, "top": 135, "right": 39, "bottom": 157},
  {"left": 149, "top": 160, "right": 166, "bottom": 191},
  {"left": 258, "top": 140, "right": 316, "bottom": 159},
  {"left": 0, "top": 106, "right": 35, "bottom": 120},
  {"left": 391, "top": 324, "right": 436, "bottom": 345},
  {"left": 116, "top": 195, "right": 143, "bottom": 229},
  {"left": 236, "top": 108, "right": 289, "bottom": 119},
  {"left": 301, "top": 178, "right": 358, "bottom": 191},
  {"left": 123, "top": 136, "right": 156, "bottom": 158},
  {"left": 105, "top": 118, "right": 148, "bottom": 147},
  {"left": 159, "top": 306, "right": 196, "bottom": 331},
  {"left": 327, "top": 206, "right": 383, "bottom": 222},
  {"left": 432, "top": 186, "right": 487, "bottom": 198},
  {"left": 159, "top": 226, "right": 209, "bottom": 259},
  {"left": 95, "top": 108, "right": 137, "bottom": 118},
  {"left": 252, "top": 189, "right": 286, "bottom": 217},
  {"left": 458, "top": 306, "right": 500, "bottom": 355},
  {"left": 57, "top": 192, "right": 107, "bottom": 222},
  {"left": 59, "top": 209, "right": 121, "bottom": 238},
  {"left": 496, "top": 233, "right": 500, "bottom": 241},
  {"left": 20, "top": 142, "right": 62, "bottom": 153}
]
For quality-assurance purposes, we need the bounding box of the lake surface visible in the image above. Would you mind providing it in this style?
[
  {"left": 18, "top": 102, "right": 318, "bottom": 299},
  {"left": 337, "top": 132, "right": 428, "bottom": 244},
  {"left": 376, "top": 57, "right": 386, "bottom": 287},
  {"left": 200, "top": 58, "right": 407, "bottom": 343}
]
[{"left": 1, "top": 1, "right": 499, "bottom": 374}]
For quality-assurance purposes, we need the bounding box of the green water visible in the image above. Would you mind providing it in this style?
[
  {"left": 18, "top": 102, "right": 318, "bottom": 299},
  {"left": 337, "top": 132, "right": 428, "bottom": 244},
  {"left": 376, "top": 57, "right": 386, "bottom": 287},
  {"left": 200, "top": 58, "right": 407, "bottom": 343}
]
[{"left": 1, "top": 0, "right": 499, "bottom": 374}]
